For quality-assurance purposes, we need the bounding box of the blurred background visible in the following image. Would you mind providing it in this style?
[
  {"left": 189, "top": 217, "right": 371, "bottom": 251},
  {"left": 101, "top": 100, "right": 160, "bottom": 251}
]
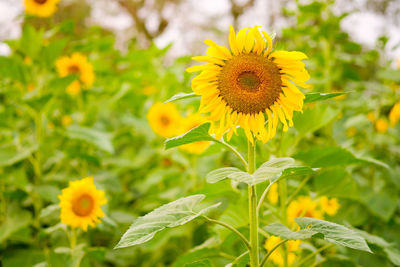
[{"left": 1, "top": 0, "right": 400, "bottom": 266}]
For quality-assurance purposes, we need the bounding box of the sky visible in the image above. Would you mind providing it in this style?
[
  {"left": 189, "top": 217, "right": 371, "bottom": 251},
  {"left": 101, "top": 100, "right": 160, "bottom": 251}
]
[{"left": 0, "top": 0, "right": 399, "bottom": 65}]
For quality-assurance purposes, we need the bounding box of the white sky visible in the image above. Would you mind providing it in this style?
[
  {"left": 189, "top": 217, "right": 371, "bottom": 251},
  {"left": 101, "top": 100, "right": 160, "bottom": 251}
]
[{"left": 0, "top": 0, "right": 399, "bottom": 64}]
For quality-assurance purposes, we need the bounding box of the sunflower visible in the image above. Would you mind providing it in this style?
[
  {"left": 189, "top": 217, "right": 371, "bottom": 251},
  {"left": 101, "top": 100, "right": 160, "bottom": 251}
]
[
  {"left": 179, "top": 113, "right": 211, "bottom": 154},
  {"left": 56, "top": 53, "right": 95, "bottom": 96},
  {"left": 264, "top": 236, "right": 300, "bottom": 266},
  {"left": 58, "top": 177, "right": 107, "bottom": 231},
  {"left": 267, "top": 183, "right": 278, "bottom": 204},
  {"left": 287, "top": 196, "right": 323, "bottom": 225},
  {"left": 61, "top": 115, "right": 73, "bottom": 127},
  {"left": 389, "top": 101, "right": 400, "bottom": 127},
  {"left": 375, "top": 118, "right": 388, "bottom": 133},
  {"left": 24, "top": 0, "right": 59, "bottom": 17},
  {"left": 187, "top": 26, "right": 309, "bottom": 143},
  {"left": 147, "top": 102, "right": 182, "bottom": 138},
  {"left": 319, "top": 196, "right": 340, "bottom": 216}
]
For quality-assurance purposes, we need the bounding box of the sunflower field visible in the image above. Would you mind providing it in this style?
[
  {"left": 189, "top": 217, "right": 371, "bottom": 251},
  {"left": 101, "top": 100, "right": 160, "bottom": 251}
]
[{"left": 1, "top": 0, "right": 400, "bottom": 266}]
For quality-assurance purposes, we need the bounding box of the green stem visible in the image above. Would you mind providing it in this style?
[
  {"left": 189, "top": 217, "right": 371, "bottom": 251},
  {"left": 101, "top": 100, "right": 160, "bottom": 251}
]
[
  {"left": 279, "top": 179, "right": 288, "bottom": 267},
  {"left": 257, "top": 181, "right": 274, "bottom": 215},
  {"left": 294, "top": 243, "right": 334, "bottom": 267},
  {"left": 217, "top": 140, "right": 248, "bottom": 169},
  {"left": 285, "top": 175, "right": 312, "bottom": 206},
  {"left": 70, "top": 228, "right": 77, "bottom": 249},
  {"left": 260, "top": 239, "right": 288, "bottom": 267},
  {"left": 248, "top": 140, "right": 259, "bottom": 267},
  {"left": 203, "top": 216, "right": 251, "bottom": 250},
  {"left": 231, "top": 251, "right": 249, "bottom": 265}
]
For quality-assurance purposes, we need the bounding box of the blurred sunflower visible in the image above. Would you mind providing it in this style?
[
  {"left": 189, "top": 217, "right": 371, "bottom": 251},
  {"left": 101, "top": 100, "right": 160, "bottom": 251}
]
[
  {"left": 267, "top": 183, "right": 278, "bottom": 204},
  {"left": 375, "top": 118, "right": 388, "bottom": 133},
  {"left": 319, "top": 196, "right": 340, "bottom": 216},
  {"left": 264, "top": 236, "right": 300, "bottom": 266},
  {"left": 187, "top": 25, "right": 309, "bottom": 143},
  {"left": 56, "top": 53, "right": 95, "bottom": 96},
  {"left": 58, "top": 177, "right": 107, "bottom": 231},
  {"left": 24, "top": 0, "right": 59, "bottom": 17},
  {"left": 389, "top": 101, "right": 400, "bottom": 127},
  {"left": 179, "top": 113, "right": 211, "bottom": 154},
  {"left": 147, "top": 102, "right": 182, "bottom": 138},
  {"left": 287, "top": 196, "right": 323, "bottom": 224},
  {"left": 61, "top": 115, "right": 73, "bottom": 127}
]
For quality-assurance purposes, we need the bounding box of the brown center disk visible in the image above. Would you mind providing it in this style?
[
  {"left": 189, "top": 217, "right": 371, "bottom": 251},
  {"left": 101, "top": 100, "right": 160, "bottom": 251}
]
[
  {"left": 72, "top": 194, "right": 94, "bottom": 217},
  {"left": 160, "top": 115, "right": 170, "bottom": 126},
  {"left": 34, "top": 0, "right": 48, "bottom": 4},
  {"left": 68, "top": 65, "right": 81, "bottom": 74},
  {"left": 218, "top": 53, "right": 282, "bottom": 114}
]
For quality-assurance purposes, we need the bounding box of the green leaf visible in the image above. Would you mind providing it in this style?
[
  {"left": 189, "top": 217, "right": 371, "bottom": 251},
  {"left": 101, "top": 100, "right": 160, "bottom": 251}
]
[
  {"left": 185, "top": 259, "right": 213, "bottom": 267},
  {"left": 164, "top": 92, "right": 198, "bottom": 103},
  {"left": 0, "top": 204, "right": 32, "bottom": 243},
  {"left": 264, "top": 223, "right": 317, "bottom": 240},
  {"left": 165, "top": 123, "right": 216, "bottom": 150},
  {"left": 293, "top": 105, "right": 340, "bottom": 139},
  {"left": 280, "top": 166, "right": 316, "bottom": 179},
  {"left": 252, "top": 158, "right": 295, "bottom": 183},
  {"left": 173, "top": 247, "right": 218, "bottom": 267},
  {"left": 206, "top": 167, "right": 242, "bottom": 184},
  {"left": 65, "top": 125, "right": 114, "bottom": 153},
  {"left": 304, "top": 92, "right": 347, "bottom": 103},
  {"left": 293, "top": 146, "right": 388, "bottom": 168},
  {"left": 295, "top": 217, "right": 371, "bottom": 252},
  {"left": 115, "top": 195, "right": 220, "bottom": 248},
  {"left": 24, "top": 94, "right": 53, "bottom": 111},
  {"left": 0, "top": 144, "right": 38, "bottom": 167}
]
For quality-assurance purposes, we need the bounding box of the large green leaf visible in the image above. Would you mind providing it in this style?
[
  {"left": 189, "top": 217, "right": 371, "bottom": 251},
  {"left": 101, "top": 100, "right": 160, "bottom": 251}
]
[
  {"left": 0, "top": 204, "right": 32, "bottom": 243},
  {"left": 115, "top": 195, "right": 220, "bottom": 248},
  {"left": 304, "top": 92, "right": 347, "bottom": 103},
  {"left": 293, "top": 146, "right": 388, "bottom": 168},
  {"left": 265, "top": 218, "right": 371, "bottom": 253},
  {"left": 65, "top": 125, "right": 114, "bottom": 153},
  {"left": 206, "top": 167, "right": 242, "bottom": 184},
  {"left": 165, "top": 123, "right": 216, "bottom": 149},
  {"left": 164, "top": 92, "right": 198, "bottom": 103},
  {"left": 0, "top": 144, "right": 38, "bottom": 167},
  {"left": 293, "top": 105, "right": 340, "bottom": 139},
  {"left": 295, "top": 217, "right": 371, "bottom": 252},
  {"left": 354, "top": 227, "right": 400, "bottom": 265}
]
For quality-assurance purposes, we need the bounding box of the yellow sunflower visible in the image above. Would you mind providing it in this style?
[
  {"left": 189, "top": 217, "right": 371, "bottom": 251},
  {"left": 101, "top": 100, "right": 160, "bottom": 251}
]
[
  {"left": 287, "top": 196, "right": 323, "bottom": 225},
  {"left": 56, "top": 53, "right": 95, "bottom": 96},
  {"left": 375, "top": 118, "right": 388, "bottom": 133},
  {"left": 267, "top": 183, "right": 278, "bottom": 204},
  {"left": 389, "top": 101, "right": 400, "bottom": 127},
  {"left": 187, "top": 25, "right": 309, "bottom": 143},
  {"left": 319, "top": 196, "right": 340, "bottom": 216},
  {"left": 179, "top": 113, "right": 211, "bottom": 154},
  {"left": 24, "top": 0, "right": 59, "bottom": 17},
  {"left": 147, "top": 102, "right": 182, "bottom": 138},
  {"left": 58, "top": 177, "right": 107, "bottom": 231},
  {"left": 264, "top": 236, "right": 300, "bottom": 266},
  {"left": 61, "top": 115, "right": 73, "bottom": 127}
]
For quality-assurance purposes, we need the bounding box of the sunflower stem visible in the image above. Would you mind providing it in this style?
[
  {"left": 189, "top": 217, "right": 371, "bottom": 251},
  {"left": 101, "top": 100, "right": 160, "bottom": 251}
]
[{"left": 248, "top": 140, "right": 259, "bottom": 267}]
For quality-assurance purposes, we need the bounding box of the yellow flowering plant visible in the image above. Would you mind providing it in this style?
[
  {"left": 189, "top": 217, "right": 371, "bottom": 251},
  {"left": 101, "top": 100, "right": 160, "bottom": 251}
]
[{"left": 116, "top": 26, "right": 375, "bottom": 267}]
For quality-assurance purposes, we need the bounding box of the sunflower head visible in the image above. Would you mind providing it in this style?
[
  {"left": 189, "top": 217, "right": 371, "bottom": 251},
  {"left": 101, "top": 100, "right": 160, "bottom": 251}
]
[
  {"left": 58, "top": 177, "right": 107, "bottom": 231},
  {"left": 24, "top": 0, "right": 60, "bottom": 17},
  {"left": 147, "top": 102, "right": 182, "bottom": 138},
  {"left": 56, "top": 53, "right": 95, "bottom": 94},
  {"left": 287, "top": 196, "right": 323, "bottom": 225},
  {"left": 375, "top": 118, "right": 388, "bottom": 133},
  {"left": 389, "top": 101, "right": 400, "bottom": 127},
  {"left": 264, "top": 236, "right": 300, "bottom": 266},
  {"left": 179, "top": 113, "right": 211, "bottom": 154},
  {"left": 319, "top": 196, "right": 340, "bottom": 216},
  {"left": 187, "top": 26, "right": 310, "bottom": 144}
]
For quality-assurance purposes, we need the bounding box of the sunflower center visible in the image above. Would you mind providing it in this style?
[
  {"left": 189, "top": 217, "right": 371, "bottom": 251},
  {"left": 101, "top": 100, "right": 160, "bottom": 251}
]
[
  {"left": 72, "top": 194, "right": 94, "bottom": 217},
  {"left": 237, "top": 72, "right": 260, "bottom": 91},
  {"left": 34, "top": 0, "right": 48, "bottom": 4},
  {"left": 160, "top": 115, "right": 170, "bottom": 126},
  {"left": 68, "top": 65, "right": 81, "bottom": 74},
  {"left": 218, "top": 53, "right": 282, "bottom": 114}
]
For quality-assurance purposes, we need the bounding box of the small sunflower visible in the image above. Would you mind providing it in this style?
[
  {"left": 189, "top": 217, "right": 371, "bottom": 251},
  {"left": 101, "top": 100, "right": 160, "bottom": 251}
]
[
  {"left": 265, "top": 236, "right": 300, "bottom": 266},
  {"left": 267, "top": 183, "right": 278, "bottom": 204},
  {"left": 24, "top": 0, "right": 59, "bottom": 17},
  {"left": 58, "top": 177, "right": 107, "bottom": 231},
  {"left": 56, "top": 53, "right": 95, "bottom": 96},
  {"left": 187, "top": 26, "right": 309, "bottom": 143},
  {"left": 61, "top": 115, "right": 73, "bottom": 127},
  {"left": 287, "top": 196, "right": 323, "bottom": 225},
  {"left": 319, "top": 196, "right": 340, "bottom": 216},
  {"left": 179, "top": 113, "right": 211, "bottom": 154},
  {"left": 147, "top": 102, "right": 182, "bottom": 138},
  {"left": 389, "top": 101, "right": 400, "bottom": 127},
  {"left": 375, "top": 118, "right": 388, "bottom": 133}
]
